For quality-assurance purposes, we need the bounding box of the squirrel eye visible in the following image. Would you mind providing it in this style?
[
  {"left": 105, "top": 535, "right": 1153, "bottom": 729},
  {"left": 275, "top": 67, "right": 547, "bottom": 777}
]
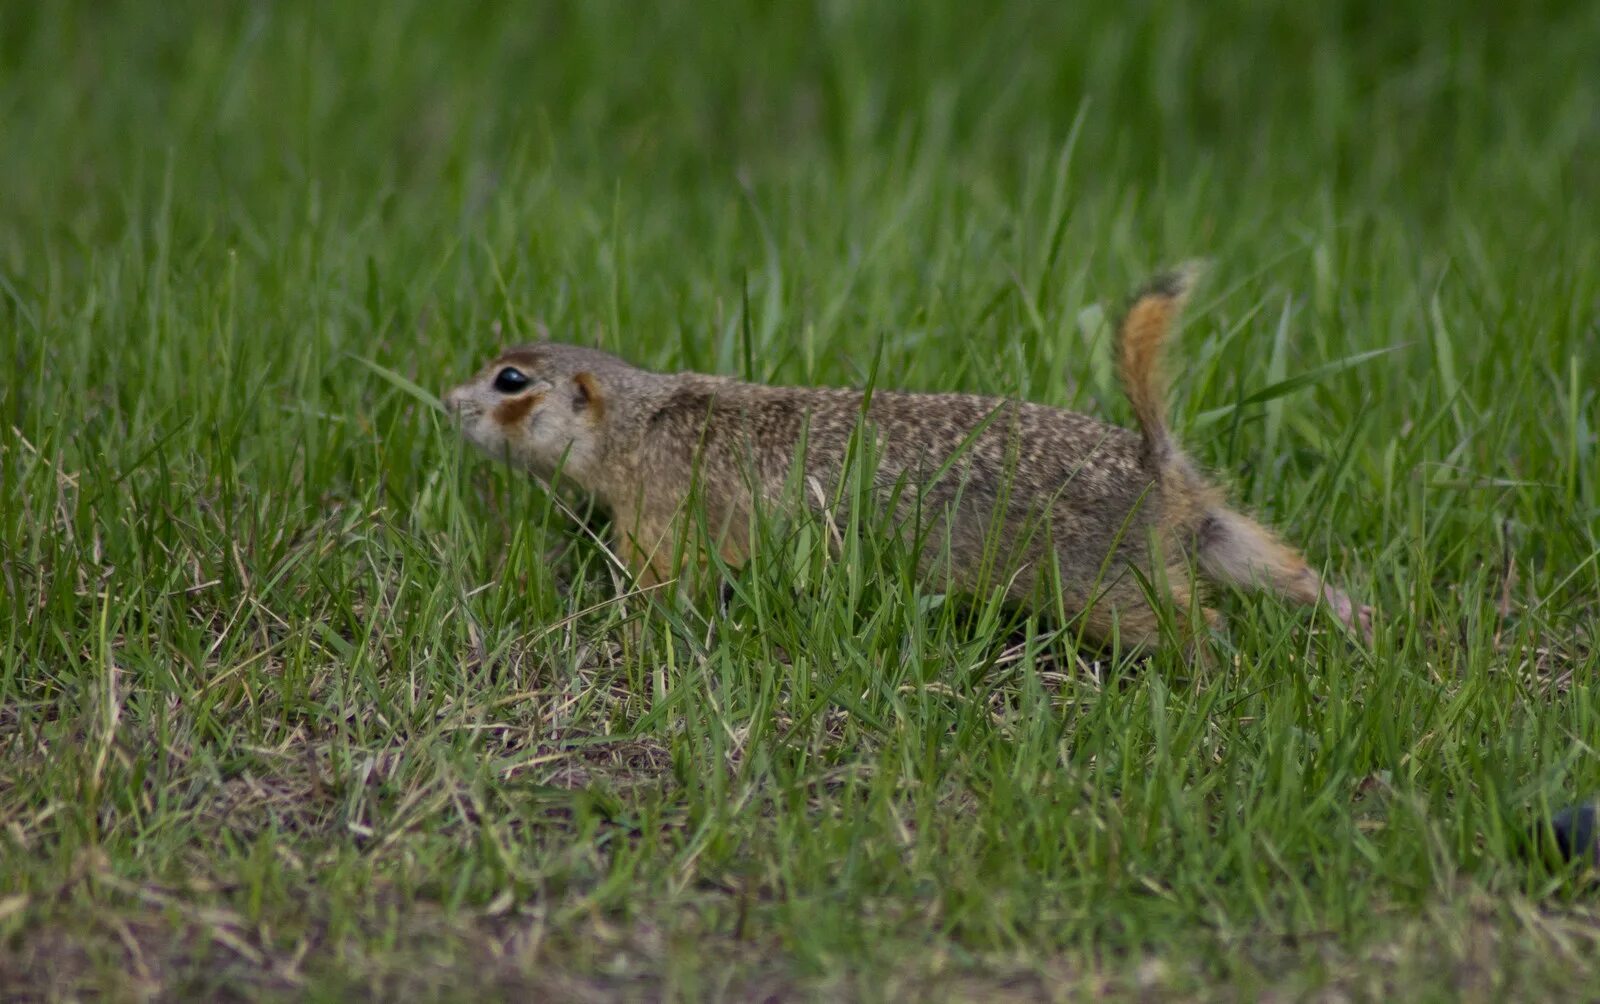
[{"left": 492, "top": 367, "right": 530, "bottom": 394}]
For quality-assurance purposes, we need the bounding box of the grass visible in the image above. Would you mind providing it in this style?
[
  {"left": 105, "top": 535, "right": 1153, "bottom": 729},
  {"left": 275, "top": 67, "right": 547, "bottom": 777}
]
[{"left": 2, "top": 0, "right": 1599, "bottom": 999}]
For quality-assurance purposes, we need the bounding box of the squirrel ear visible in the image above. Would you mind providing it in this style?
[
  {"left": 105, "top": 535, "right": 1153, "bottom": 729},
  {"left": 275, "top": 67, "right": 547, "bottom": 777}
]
[{"left": 572, "top": 372, "right": 605, "bottom": 417}]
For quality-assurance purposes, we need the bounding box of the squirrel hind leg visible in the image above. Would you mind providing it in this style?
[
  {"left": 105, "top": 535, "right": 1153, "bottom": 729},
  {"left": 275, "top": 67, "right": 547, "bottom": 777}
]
[
  {"left": 1071, "top": 567, "right": 1222, "bottom": 664},
  {"left": 1169, "top": 576, "right": 1225, "bottom": 669},
  {"left": 1196, "top": 508, "right": 1373, "bottom": 643}
]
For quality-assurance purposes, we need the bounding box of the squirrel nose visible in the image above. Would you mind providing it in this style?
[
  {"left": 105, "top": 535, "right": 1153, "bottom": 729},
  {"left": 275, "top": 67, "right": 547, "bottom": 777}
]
[{"left": 443, "top": 388, "right": 463, "bottom": 414}]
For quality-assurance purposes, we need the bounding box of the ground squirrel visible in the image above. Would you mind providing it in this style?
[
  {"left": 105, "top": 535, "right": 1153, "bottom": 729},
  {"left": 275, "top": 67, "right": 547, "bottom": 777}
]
[{"left": 444, "top": 267, "right": 1373, "bottom": 653}]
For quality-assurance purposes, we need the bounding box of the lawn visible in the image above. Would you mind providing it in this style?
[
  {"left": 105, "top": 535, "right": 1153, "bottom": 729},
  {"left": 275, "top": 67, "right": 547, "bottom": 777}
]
[{"left": 2, "top": 1, "right": 1598, "bottom": 999}]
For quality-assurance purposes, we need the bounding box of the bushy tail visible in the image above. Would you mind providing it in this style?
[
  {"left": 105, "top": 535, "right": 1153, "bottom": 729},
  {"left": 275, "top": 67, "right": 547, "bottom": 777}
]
[
  {"left": 1108, "top": 264, "right": 1377, "bottom": 642},
  {"left": 1114, "top": 262, "right": 1204, "bottom": 472}
]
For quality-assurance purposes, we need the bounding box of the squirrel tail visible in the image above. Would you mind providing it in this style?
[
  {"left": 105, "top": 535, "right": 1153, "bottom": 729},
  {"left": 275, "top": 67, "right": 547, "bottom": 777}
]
[{"left": 1113, "top": 261, "right": 1205, "bottom": 474}]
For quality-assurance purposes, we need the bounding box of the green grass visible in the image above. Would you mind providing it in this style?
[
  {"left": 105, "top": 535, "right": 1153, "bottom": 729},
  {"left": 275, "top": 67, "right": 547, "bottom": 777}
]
[{"left": 3, "top": 1, "right": 1599, "bottom": 999}]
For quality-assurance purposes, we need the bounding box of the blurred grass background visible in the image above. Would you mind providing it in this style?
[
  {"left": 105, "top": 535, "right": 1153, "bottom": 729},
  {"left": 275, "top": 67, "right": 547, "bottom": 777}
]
[{"left": 2, "top": 1, "right": 1598, "bottom": 998}]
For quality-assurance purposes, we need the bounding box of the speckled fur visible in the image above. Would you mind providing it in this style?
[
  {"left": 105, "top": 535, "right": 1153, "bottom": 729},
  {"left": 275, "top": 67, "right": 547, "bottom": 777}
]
[{"left": 444, "top": 269, "right": 1373, "bottom": 653}]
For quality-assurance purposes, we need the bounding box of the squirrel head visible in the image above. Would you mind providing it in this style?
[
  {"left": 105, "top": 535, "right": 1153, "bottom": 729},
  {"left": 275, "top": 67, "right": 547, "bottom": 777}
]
[{"left": 445, "top": 342, "right": 619, "bottom": 483}]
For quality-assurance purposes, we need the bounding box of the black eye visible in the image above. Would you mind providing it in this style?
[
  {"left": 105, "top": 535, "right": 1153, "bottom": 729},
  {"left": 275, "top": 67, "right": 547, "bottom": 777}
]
[{"left": 492, "top": 367, "right": 530, "bottom": 394}]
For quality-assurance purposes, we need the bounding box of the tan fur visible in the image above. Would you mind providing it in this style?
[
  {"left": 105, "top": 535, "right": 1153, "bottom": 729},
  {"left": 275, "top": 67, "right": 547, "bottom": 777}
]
[{"left": 443, "top": 269, "right": 1374, "bottom": 654}]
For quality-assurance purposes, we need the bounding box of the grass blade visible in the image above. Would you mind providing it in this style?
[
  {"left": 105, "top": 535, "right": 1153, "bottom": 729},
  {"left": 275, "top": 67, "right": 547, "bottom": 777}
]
[{"left": 351, "top": 354, "right": 447, "bottom": 413}]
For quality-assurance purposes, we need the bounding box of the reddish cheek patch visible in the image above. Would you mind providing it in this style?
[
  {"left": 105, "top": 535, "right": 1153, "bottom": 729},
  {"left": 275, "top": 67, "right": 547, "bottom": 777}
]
[{"left": 493, "top": 392, "right": 544, "bottom": 426}]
